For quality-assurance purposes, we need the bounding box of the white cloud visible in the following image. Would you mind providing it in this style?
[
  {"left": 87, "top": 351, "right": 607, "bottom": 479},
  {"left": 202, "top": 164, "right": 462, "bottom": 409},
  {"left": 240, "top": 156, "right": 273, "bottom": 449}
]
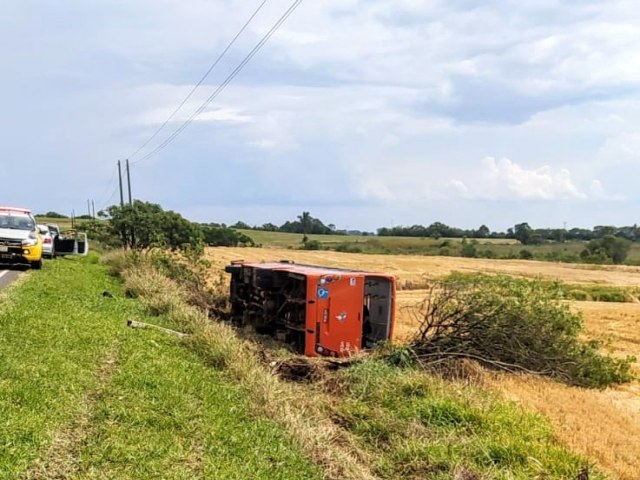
[
  {"left": 589, "top": 180, "right": 625, "bottom": 201},
  {"left": 600, "top": 132, "right": 640, "bottom": 163},
  {"left": 482, "top": 157, "right": 586, "bottom": 200},
  {"left": 194, "top": 109, "right": 253, "bottom": 124},
  {"left": 2, "top": 0, "right": 640, "bottom": 228}
]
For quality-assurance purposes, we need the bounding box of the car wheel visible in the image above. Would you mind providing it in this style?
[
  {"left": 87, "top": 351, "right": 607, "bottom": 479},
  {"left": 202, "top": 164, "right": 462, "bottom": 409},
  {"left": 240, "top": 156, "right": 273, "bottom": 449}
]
[{"left": 32, "top": 259, "right": 43, "bottom": 270}]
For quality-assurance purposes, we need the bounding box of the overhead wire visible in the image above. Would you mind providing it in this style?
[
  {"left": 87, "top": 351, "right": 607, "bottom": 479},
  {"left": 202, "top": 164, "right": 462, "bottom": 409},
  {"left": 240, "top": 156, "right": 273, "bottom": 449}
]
[
  {"left": 131, "top": 0, "right": 305, "bottom": 166},
  {"left": 94, "top": 164, "right": 119, "bottom": 210},
  {"left": 128, "top": 0, "right": 269, "bottom": 162},
  {"left": 98, "top": 184, "right": 121, "bottom": 212},
  {"left": 92, "top": 1, "right": 270, "bottom": 211}
]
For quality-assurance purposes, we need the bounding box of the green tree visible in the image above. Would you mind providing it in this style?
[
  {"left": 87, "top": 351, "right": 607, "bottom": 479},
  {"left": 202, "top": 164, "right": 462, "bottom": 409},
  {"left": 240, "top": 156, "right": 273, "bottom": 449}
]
[
  {"left": 260, "top": 223, "right": 278, "bottom": 232},
  {"left": 298, "top": 211, "right": 311, "bottom": 243},
  {"left": 514, "top": 222, "right": 533, "bottom": 245},
  {"left": 460, "top": 238, "right": 477, "bottom": 257},
  {"left": 107, "top": 201, "right": 203, "bottom": 252},
  {"left": 584, "top": 235, "right": 631, "bottom": 264},
  {"left": 201, "top": 225, "right": 254, "bottom": 247},
  {"left": 476, "top": 224, "right": 490, "bottom": 238},
  {"left": 231, "top": 221, "right": 252, "bottom": 230},
  {"left": 41, "top": 211, "right": 68, "bottom": 218}
]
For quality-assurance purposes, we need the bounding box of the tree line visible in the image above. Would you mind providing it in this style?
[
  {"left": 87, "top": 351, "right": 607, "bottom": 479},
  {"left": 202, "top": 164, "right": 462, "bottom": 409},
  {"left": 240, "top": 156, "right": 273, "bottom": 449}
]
[
  {"left": 230, "top": 212, "right": 348, "bottom": 237},
  {"left": 378, "top": 221, "right": 640, "bottom": 242},
  {"left": 77, "top": 202, "right": 637, "bottom": 264},
  {"left": 85, "top": 201, "right": 254, "bottom": 251},
  {"left": 229, "top": 216, "right": 640, "bottom": 244}
]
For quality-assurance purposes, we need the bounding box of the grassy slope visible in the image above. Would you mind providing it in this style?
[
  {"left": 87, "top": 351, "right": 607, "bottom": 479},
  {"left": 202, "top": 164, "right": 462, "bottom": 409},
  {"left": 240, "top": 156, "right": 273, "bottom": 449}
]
[
  {"left": 0, "top": 256, "right": 320, "bottom": 479},
  {"left": 336, "top": 361, "right": 603, "bottom": 479},
  {"left": 120, "top": 252, "right": 602, "bottom": 479}
]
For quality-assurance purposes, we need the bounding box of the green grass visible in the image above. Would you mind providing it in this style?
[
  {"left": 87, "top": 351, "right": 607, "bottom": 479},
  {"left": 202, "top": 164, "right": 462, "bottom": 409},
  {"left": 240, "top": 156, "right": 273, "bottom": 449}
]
[
  {"left": 412, "top": 272, "right": 640, "bottom": 304},
  {"left": 335, "top": 360, "right": 603, "bottom": 479},
  {"left": 0, "top": 255, "right": 320, "bottom": 479},
  {"left": 564, "top": 284, "right": 640, "bottom": 302}
]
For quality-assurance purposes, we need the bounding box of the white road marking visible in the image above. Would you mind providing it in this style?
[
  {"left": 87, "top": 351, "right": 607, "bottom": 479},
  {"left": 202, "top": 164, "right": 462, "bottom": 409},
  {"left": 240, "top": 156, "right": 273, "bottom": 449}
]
[{"left": 0, "top": 270, "right": 9, "bottom": 279}]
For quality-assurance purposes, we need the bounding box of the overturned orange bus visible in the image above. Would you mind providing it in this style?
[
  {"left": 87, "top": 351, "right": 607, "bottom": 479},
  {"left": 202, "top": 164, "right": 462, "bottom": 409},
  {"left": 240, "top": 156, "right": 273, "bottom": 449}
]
[{"left": 225, "top": 261, "right": 396, "bottom": 357}]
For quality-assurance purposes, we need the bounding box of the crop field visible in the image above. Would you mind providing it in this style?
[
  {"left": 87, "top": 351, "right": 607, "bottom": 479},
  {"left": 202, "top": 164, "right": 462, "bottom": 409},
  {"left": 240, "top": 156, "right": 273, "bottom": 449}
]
[
  {"left": 237, "top": 229, "right": 519, "bottom": 248},
  {"left": 206, "top": 246, "right": 640, "bottom": 479},
  {"left": 34, "top": 216, "right": 84, "bottom": 231},
  {"left": 236, "top": 229, "right": 640, "bottom": 262}
]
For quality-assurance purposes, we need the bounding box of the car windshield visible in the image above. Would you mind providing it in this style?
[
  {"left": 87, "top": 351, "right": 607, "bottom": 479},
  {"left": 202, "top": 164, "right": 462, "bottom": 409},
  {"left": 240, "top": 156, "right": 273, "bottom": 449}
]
[{"left": 0, "top": 213, "right": 35, "bottom": 231}]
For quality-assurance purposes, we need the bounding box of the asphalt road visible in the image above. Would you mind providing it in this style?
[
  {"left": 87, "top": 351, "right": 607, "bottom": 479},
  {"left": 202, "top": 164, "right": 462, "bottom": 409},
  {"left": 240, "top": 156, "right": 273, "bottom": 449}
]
[{"left": 0, "top": 268, "right": 21, "bottom": 291}]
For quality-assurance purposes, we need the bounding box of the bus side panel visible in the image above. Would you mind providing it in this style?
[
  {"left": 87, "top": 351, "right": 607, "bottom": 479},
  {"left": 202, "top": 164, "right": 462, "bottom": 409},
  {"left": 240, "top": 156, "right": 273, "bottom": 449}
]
[
  {"left": 304, "top": 275, "right": 318, "bottom": 357},
  {"left": 388, "top": 275, "right": 396, "bottom": 340},
  {"left": 311, "top": 274, "right": 364, "bottom": 356}
]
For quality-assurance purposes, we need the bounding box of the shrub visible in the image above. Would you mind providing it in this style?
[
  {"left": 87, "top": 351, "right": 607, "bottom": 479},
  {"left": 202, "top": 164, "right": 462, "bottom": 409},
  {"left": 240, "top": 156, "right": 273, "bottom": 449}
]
[
  {"left": 519, "top": 249, "right": 533, "bottom": 260},
  {"left": 82, "top": 219, "right": 121, "bottom": 248},
  {"left": 410, "top": 274, "right": 635, "bottom": 388},
  {"left": 201, "top": 225, "right": 255, "bottom": 247},
  {"left": 566, "top": 289, "right": 590, "bottom": 301},
  {"left": 478, "top": 249, "right": 496, "bottom": 259},
  {"left": 301, "top": 240, "right": 322, "bottom": 251},
  {"left": 334, "top": 243, "right": 363, "bottom": 254},
  {"left": 460, "top": 239, "right": 477, "bottom": 258},
  {"left": 581, "top": 235, "right": 631, "bottom": 264}
]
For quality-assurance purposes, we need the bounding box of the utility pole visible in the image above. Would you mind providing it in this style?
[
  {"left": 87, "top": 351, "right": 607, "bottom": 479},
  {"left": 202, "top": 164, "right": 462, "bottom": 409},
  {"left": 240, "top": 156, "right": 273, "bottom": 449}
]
[
  {"left": 125, "top": 159, "right": 135, "bottom": 248},
  {"left": 92, "top": 200, "right": 96, "bottom": 219},
  {"left": 126, "top": 159, "right": 132, "bottom": 205},
  {"left": 117, "top": 160, "right": 126, "bottom": 249},
  {"left": 87, "top": 199, "right": 91, "bottom": 218},
  {"left": 117, "top": 160, "right": 124, "bottom": 207}
]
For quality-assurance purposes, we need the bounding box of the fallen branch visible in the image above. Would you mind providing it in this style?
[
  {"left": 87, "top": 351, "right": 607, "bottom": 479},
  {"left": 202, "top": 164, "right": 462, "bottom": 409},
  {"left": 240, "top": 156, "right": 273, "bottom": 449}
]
[
  {"left": 415, "top": 351, "right": 557, "bottom": 378},
  {"left": 127, "top": 319, "right": 187, "bottom": 338}
]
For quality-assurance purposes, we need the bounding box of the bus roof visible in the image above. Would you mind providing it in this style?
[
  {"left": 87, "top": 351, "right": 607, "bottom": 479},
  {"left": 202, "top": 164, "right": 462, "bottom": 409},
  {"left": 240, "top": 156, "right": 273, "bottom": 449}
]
[{"left": 230, "top": 260, "right": 394, "bottom": 278}]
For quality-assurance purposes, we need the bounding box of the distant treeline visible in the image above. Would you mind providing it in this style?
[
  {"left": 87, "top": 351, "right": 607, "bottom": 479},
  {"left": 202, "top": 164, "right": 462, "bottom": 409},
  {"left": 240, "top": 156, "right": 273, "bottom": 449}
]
[
  {"left": 377, "top": 222, "right": 640, "bottom": 244},
  {"left": 231, "top": 213, "right": 640, "bottom": 244},
  {"left": 230, "top": 213, "right": 355, "bottom": 236}
]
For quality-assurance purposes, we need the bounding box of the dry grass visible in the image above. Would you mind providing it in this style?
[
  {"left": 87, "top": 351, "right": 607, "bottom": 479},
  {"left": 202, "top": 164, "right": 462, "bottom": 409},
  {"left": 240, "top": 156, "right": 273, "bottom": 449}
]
[
  {"left": 206, "top": 247, "right": 640, "bottom": 286},
  {"left": 482, "top": 373, "right": 640, "bottom": 480},
  {"left": 206, "top": 247, "right": 640, "bottom": 479}
]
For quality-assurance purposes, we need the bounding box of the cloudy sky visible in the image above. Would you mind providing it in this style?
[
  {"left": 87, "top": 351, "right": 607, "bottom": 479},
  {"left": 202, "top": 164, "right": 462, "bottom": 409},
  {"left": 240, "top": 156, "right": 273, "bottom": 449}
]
[{"left": 1, "top": 0, "right": 639, "bottom": 232}]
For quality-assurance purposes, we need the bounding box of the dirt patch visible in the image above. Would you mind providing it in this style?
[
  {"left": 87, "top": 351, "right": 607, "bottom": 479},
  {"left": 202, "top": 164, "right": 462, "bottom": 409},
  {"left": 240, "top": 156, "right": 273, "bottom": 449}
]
[
  {"left": 272, "top": 357, "right": 325, "bottom": 383},
  {"left": 271, "top": 357, "right": 359, "bottom": 383}
]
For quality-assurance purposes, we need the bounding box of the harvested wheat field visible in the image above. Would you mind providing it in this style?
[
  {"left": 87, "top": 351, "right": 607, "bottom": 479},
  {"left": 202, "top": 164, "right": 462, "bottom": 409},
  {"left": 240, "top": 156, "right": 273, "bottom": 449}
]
[
  {"left": 207, "top": 247, "right": 640, "bottom": 478},
  {"left": 207, "top": 247, "right": 640, "bottom": 286}
]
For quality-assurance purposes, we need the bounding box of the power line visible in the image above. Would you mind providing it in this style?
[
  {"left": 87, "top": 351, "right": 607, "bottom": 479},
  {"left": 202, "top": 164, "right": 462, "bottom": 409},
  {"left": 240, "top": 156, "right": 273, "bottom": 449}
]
[
  {"left": 94, "top": 165, "right": 119, "bottom": 208},
  {"left": 128, "top": 0, "right": 269, "bottom": 162},
  {"left": 131, "top": 0, "right": 305, "bottom": 166},
  {"left": 98, "top": 184, "right": 120, "bottom": 212}
]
